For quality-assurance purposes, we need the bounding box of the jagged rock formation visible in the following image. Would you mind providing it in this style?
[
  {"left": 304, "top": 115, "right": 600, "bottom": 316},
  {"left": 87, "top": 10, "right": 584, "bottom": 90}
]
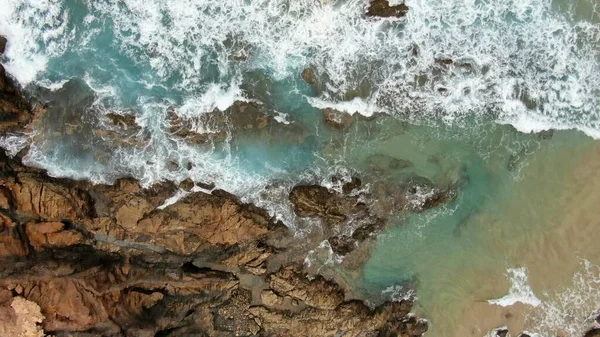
[
  {"left": 0, "top": 49, "right": 427, "bottom": 336},
  {"left": 0, "top": 43, "right": 33, "bottom": 135},
  {"left": 0, "top": 151, "right": 427, "bottom": 337}
]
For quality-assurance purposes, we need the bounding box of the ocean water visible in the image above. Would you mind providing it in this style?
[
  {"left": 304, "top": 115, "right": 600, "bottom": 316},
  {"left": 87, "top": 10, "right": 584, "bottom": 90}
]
[{"left": 1, "top": 0, "right": 600, "bottom": 336}]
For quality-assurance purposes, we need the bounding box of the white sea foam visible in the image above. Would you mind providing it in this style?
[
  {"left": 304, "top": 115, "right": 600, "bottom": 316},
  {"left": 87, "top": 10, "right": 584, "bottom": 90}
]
[
  {"left": 0, "top": 0, "right": 74, "bottom": 85},
  {"left": 274, "top": 112, "right": 292, "bottom": 125},
  {"left": 307, "top": 96, "right": 386, "bottom": 117},
  {"left": 3, "top": 0, "right": 600, "bottom": 137},
  {"left": 0, "top": 133, "right": 30, "bottom": 157},
  {"left": 177, "top": 81, "right": 246, "bottom": 119},
  {"left": 531, "top": 260, "right": 600, "bottom": 337},
  {"left": 489, "top": 267, "right": 542, "bottom": 307}
]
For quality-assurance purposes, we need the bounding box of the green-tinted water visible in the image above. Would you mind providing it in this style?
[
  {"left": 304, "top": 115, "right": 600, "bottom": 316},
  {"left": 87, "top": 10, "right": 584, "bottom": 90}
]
[{"left": 337, "top": 119, "right": 600, "bottom": 336}]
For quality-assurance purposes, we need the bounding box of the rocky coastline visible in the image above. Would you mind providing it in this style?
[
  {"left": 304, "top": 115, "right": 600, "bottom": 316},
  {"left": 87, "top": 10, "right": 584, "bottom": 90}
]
[{"left": 0, "top": 37, "right": 429, "bottom": 337}]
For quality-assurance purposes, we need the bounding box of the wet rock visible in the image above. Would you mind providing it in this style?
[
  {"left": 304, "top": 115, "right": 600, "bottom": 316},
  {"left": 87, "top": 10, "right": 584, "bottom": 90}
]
[
  {"left": 323, "top": 108, "right": 354, "bottom": 130},
  {"left": 585, "top": 329, "right": 600, "bottom": 337},
  {"left": 0, "top": 151, "right": 428, "bottom": 337},
  {"left": 0, "top": 36, "right": 7, "bottom": 54},
  {"left": 301, "top": 67, "right": 318, "bottom": 86},
  {"left": 404, "top": 176, "right": 457, "bottom": 212},
  {"left": 328, "top": 235, "right": 356, "bottom": 255},
  {"left": 179, "top": 178, "right": 195, "bottom": 191},
  {"left": 168, "top": 101, "right": 270, "bottom": 145},
  {"left": 366, "top": 154, "right": 413, "bottom": 173},
  {"left": 366, "top": 0, "right": 409, "bottom": 18},
  {"left": 342, "top": 176, "right": 362, "bottom": 194},
  {"left": 105, "top": 112, "right": 138, "bottom": 131},
  {"left": 197, "top": 181, "right": 216, "bottom": 190},
  {"left": 0, "top": 63, "right": 32, "bottom": 135},
  {"left": 289, "top": 185, "right": 351, "bottom": 224},
  {"left": 167, "top": 160, "right": 179, "bottom": 171},
  {"left": 537, "top": 129, "right": 554, "bottom": 140},
  {"left": 496, "top": 328, "right": 509, "bottom": 337}
]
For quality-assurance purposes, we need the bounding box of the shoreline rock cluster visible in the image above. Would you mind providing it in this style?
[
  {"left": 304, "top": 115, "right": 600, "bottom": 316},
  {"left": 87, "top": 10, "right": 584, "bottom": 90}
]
[{"left": 0, "top": 38, "right": 428, "bottom": 337}]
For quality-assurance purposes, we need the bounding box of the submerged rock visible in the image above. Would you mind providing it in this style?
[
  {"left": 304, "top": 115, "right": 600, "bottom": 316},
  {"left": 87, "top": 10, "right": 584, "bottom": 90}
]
[
  {"left": 366, "top": 0, "right": 409, "bottom": 18},
  {"left": 301, "top": 67, "right": 318, "bottom": 86},
  {"left": 168, "top": 100, "right": 270, "bottom": 145},
  {"left": 323, "top": 108, "right": 354, "bottom": 130},
  {"left": 366, "top": 153, "right": 413, "bottom": 173}
]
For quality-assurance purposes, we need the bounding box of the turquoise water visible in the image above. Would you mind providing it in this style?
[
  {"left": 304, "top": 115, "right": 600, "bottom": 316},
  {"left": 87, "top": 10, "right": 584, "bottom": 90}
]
[{"left": 2, "top": 0, "right": 600, "bottom": 336}]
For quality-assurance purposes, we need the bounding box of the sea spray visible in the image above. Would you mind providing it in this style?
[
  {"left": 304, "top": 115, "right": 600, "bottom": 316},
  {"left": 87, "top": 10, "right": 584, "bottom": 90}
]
[{"left": 489, "top": 267, "right": 542, "bottom": 307}]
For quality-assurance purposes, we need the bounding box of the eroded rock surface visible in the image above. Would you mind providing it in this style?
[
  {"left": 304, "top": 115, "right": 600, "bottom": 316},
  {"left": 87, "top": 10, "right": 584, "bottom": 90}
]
[{"left": 0, "top": 151, "right": 427, "bottom": 337}]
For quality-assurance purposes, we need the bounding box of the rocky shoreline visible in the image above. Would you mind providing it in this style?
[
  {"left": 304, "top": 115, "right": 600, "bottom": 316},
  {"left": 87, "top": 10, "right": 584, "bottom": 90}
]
[{"left": 0, "top": 38, "right": 429, "bottom": 337}]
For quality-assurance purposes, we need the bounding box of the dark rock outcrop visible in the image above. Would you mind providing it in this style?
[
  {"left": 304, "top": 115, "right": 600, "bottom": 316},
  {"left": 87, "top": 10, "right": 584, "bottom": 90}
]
[
  {"left": 0, "top": 63, "right": 32, "bottom": 135},
  {"left": 0, "top": 36, "right": 7, "bottom": 55},
  {"left": 585, "top": 329, "right": 600, "bottom": 337},
  {"left": 366, "top": 0, "right": 409, "bottom": 18},
  {"left": 168, "top": 101, "right": 270, "bottom": 145},
  {"left": 301, "top": 67, "right": 318, "bottom": 86}
]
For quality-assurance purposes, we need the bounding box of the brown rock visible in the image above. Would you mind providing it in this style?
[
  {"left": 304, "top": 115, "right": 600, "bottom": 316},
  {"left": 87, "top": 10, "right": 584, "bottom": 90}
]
[
  {"left": 0, "top": 292, "right": 46, "bottom": 337},
  {"left": 25, "top": 222, "right": 84, "bottom": 251},
  {"left": 105, "top": 112, "right": 138, "bottom": 130},
  {"left": 1, "top": 172, "right": 94, "bottom": 221},
  {"left": 0, "top": 97, "right": 427, "bottom": 337},
  {"left": 289, "top": 185, "right": 348, "bottom": 224},
  {"left": 179, "top": 178, "right": 195, "bottom": 191},
  {"left": 301, "top": 67, "right": 318, "bottom": 86},
  {"left": 366, "top": 0, "right": 409, "bottom": 18},
  {"left": 168, "top": 101, "right": 270, "bottom": 145},
  {"left": 323, "top": 108, "right": 354, "bottom": 130},
  {"left": 134, "top": 191, "right": 270, "bottom": 254},
  {"left": 0, "top": 214, "right": 27, "bottom": 257}
]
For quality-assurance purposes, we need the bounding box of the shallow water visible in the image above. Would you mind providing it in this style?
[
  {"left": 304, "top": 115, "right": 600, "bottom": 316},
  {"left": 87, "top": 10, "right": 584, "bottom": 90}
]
[
  {"left": 358, "top": 124, "right": 600, "bottom": 336},
  {"left": 2, "top": 0, "right": 600, "bottom": 336}
]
